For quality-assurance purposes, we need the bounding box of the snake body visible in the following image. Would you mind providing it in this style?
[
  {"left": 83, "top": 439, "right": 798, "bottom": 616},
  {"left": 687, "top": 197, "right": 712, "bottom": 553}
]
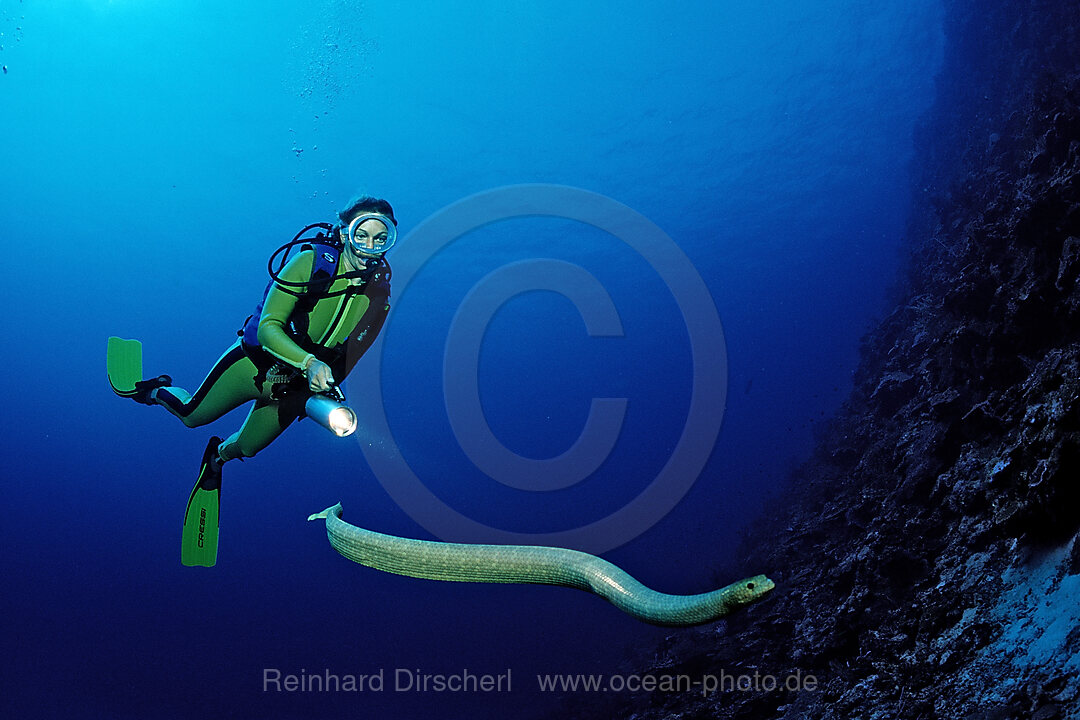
[{"left": 308, "top": 503, "right": 774, "bottom": 626}]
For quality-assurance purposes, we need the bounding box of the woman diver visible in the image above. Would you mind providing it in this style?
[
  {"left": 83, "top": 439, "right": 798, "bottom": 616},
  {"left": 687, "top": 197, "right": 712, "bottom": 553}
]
[{"left": 107, "top": 195, "right": 397, "bottom": 566}]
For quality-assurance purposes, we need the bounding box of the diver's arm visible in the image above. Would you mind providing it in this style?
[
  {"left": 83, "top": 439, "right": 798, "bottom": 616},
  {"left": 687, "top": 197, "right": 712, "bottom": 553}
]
[
  {"left": 338, "top": 264, "right": 392, "bottom": 379},
  {"left": 340, "top": 301, "right": 389, "bottom": 378},
  {"left": 257, "top": 250, "right": 319, "bottom": 370}
]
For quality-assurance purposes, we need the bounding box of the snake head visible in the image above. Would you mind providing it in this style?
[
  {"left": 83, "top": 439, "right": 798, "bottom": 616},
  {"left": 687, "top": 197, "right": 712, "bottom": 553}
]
[{"left": 735, "top": 574, "right": 776, "bottom": 605}]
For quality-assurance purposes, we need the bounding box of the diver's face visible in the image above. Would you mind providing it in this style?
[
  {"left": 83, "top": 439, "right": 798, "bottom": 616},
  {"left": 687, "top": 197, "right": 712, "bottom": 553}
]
[{"left": 347, "top": 217, "right": 391, "bottom": 257}]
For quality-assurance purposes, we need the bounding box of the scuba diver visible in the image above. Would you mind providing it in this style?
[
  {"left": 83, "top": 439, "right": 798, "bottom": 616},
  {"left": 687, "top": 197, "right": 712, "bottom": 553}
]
[{"left": 107, "top": 195, "right": 397, "bottom": 567}]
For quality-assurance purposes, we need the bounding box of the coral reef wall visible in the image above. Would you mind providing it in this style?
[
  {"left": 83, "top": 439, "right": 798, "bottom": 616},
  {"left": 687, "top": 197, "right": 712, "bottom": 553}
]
[{"left": 554, "top": 1, "right": 1080, "bottom": 718}]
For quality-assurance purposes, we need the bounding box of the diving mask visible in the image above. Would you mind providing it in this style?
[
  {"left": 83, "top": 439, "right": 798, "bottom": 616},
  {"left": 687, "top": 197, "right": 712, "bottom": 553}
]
[{"left": 346, "top": 213, "right": 397, "bottom": 257}]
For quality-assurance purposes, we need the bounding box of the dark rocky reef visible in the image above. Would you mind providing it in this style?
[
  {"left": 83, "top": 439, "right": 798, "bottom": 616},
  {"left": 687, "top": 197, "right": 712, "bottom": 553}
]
[{"left": 552, "top": 1, "right": 1080, "bottom": 718}]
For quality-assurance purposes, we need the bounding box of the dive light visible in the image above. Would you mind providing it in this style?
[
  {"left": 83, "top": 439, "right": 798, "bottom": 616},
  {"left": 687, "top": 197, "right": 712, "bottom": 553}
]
[{"left": 305, "top": 388, "right": 358, "bottom": 437}]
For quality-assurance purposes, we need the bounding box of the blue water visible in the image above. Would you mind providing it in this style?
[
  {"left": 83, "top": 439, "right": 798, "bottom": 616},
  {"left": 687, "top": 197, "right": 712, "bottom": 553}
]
[{"left": 1, "top": 1, "right": 943, "bottom": 717}]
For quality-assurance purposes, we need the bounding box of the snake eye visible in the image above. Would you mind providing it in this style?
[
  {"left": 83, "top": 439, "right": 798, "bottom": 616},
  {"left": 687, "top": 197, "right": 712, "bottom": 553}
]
[{"left": 747, "top": 582, "right": 756, "bottom": 590}]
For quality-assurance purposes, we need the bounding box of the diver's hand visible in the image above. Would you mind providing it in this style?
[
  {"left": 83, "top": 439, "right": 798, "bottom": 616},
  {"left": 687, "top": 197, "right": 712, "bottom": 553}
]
[{"left": 305, "top": 358, "right": 336, "bottom": 393}]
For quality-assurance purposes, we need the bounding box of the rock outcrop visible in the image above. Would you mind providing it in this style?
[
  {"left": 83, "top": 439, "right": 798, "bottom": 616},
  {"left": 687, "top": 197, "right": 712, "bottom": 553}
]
[{"left": 553, "top": 1, "right": 1080, "bottom": 718}]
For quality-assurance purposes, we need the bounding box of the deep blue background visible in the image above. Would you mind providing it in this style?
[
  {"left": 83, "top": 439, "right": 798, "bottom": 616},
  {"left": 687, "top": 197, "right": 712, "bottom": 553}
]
[{"left": 0, "top": 1, "right": 942, "bottom": 718}]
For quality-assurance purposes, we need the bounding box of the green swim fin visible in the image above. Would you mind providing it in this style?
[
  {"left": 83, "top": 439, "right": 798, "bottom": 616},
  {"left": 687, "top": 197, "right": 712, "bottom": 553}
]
[
  {"left": 107, "top": 336, "right": 143, "bottom": 397},
  {"left": 181, "top": 437, "right": 223, "bottom": 567}
]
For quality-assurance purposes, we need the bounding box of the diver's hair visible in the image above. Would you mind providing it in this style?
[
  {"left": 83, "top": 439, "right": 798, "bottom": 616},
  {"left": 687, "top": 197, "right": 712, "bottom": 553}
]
[{"left": 338, "top": 195, "right": 397, "bottom": 226}]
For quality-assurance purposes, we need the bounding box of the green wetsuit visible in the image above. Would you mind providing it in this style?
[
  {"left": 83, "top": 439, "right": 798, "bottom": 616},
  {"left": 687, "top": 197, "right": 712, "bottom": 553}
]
[{"left": 153, "top": 248, "right": 390, "bottom": 461}]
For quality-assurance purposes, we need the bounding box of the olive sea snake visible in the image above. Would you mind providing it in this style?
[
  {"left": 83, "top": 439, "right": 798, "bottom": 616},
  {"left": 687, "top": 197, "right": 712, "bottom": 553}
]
[{"left": 308, "top": 503, "right": 774, "bottom": 626}]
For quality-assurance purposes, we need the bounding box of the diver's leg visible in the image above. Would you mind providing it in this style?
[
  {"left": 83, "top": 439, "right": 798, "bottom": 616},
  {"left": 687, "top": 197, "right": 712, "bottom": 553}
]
[
  {"left": 152, "top": 341, "right": 264, "bottom": 428},
  {"left": 217, "top": 400, "right": 291, "bottom": 462}
]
